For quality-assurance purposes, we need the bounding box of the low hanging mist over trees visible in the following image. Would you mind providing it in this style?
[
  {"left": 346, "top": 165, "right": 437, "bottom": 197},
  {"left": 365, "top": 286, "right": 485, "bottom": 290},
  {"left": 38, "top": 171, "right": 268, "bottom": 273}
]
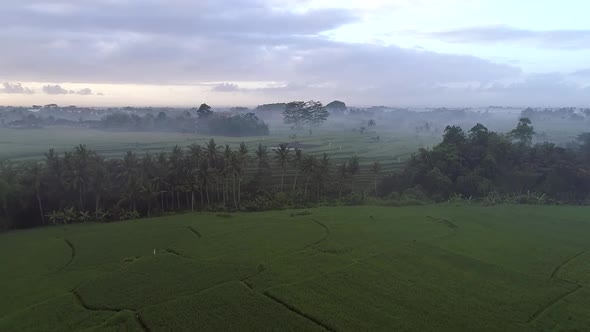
[{"left": 1, "top": 117, "right": 590, "bottom": 231}]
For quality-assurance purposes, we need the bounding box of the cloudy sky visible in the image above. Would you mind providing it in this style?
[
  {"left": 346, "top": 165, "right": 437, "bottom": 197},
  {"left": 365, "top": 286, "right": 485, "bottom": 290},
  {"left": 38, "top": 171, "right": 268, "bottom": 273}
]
[{"left": 1, "top": 0, "right": 589, "bottom": 107}]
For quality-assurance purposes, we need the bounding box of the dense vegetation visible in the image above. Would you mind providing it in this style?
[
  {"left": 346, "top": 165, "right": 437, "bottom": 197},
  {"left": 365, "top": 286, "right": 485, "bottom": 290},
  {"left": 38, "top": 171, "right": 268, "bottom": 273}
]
[
  {"left": 1, "top": 117, "right": 589, "bottom": 231},
  {"left": 379, "top": 119, "right": 590, "bottom": 204},
  {"left": 98, "top": 110, "right": 269, "bottom": 136},
  {"left": 2, "top": 205, "right": 590, "bottom": 330}
]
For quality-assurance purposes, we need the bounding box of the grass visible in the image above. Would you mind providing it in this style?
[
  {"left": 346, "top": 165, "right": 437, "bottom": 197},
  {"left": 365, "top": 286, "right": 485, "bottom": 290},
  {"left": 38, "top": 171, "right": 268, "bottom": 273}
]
[{"left": 1, "top": 205, "right": 590, "bottom": 331}]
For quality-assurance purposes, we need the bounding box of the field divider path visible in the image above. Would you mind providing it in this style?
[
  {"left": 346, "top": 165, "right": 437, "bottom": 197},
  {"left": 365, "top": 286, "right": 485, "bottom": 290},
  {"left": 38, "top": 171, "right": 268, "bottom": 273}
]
[
  {"left": 58, "top": 238, "right": 76, "bottom": 272},
  {"left": 72, "top": 289, "right": 119, "bottom": 313},
  {"left": 241, "top": 217, "right": 333, "bottom": 287},
  {"left": 426, "top": 216, "right": 459, "bottom": 229},
  {"left": 527, "top": 249, "right": 587, "bottom": 324},
  {"left": 302, "top": 218, "right": 330, "bottom": 251},
  {"left": 135, "top": 313, "right": 150, "bottom": 332},
  {"left": 550, "top": 250, "right": 586, "bottom": 280},
  {"left": 187, "top": 226, "right": 202, "bottom": 238},
  {"left": 527, "top": 285, "right": 582, "bottom": 324},
  {"left": 261, "top": 290, "right": 336, "bottom": 332}
]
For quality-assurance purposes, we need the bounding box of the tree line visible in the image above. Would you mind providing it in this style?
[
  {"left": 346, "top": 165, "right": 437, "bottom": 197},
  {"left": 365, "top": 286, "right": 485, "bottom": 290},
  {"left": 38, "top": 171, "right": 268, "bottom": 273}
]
[
  {"left": 378, "top": 118, "right": 590, "bottom": 204},
  {"left": 97, "top": 105, "right": 269, "bottom": 136},
  {"left": 0, "top": 140, "right": 368, "bottom": 230},
  {"left": 2, "top": 118, "right": 589, "bottom": 231}
]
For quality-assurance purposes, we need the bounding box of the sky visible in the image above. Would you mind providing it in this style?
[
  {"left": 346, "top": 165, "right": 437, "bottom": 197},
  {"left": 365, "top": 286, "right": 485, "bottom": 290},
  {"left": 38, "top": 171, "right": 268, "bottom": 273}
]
[{"left": 1, "top": 0, "right": 589, "bottom": 107}]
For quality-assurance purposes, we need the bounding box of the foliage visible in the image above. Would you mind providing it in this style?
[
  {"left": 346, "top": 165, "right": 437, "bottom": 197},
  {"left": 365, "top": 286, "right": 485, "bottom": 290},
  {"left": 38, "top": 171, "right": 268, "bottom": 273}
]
[
  {"left": 96, "top": 111, "right": 269, "bottom": 136},
  {"left": 379, "top": 120, "right": 590, "bottom": 204},
  {"left": 283, "top": 100, "right": 329, "bottom": 134}
]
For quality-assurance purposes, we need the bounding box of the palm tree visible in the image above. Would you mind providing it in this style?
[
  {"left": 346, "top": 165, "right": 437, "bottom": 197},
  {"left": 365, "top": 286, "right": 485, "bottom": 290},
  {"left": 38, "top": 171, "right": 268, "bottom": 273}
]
[
  {"left": 316, "top": 153, "right": 331, "bottom": 199},
  {"left": 301, "top": 155, "right": 317, "bottom": 198},
  {"left": 64, "top": 145, "right": 92, "bottom": 210},
  {"left": 337, "top": 162, "right": 348, "bottom": 200},
  {"left": 78, "top": 211, "right": 91, "bottom": 223},
  {"left": 46, "top": 211, "right": 61, "bottom": 225},
  {"left": 198, "top": 159, "right": 213, "bottom": 207},
  {"left": 291, "top": 148, "right": 302, "bottom": 193},
  {"left": 348, "top": 154, "right": 360, "bottom": 194},
  {"left": 168, "top": 146, "right": 185, "bottom": 209},
  {"left": 205, "top": 139, "right": 221, "bottom": 202},
  {"left": 237, "top": 142, "right": 249, "bottom": 204},
  {"left": 229, "top": 151, "right": 241, "bottom": 208},
  {"left": 88, "top": 154, "right": 109, "bottom": 219},
  {"left": 155, "top": 152, "right": 169, "bottom": 211},
  {"left": 140, "top": 181, "right": 160, "bottom": 217},
  {"left": 371, "top": 161, "right": 382, "bottom": 196},
  {"left": 255, "top": 143, "right": 269, "bottom": 170},
  {"left": 30, "top": 163, "right": 45, "bottom": 224},
  {"left": 221, "top": 145, "right": 233, "bottom": 206},
  {"left": 45, "top": 148, "right": 64, "bottom": 208},
  {"left": 368, "top": 119, "right": 376, "bottom": 128},
  {"left": 120, "top": 151, "right": 140, "bottom": 210},
  {"left": 274, "top": 144, "right": 291, "bottom": 192}
]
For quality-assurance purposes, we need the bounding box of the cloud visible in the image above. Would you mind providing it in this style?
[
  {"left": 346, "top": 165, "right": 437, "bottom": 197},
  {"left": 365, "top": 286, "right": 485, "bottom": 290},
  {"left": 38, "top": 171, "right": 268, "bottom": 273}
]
[
  {"left": 42, "top": 84, "right": 96, "bottom": 95},
  {"left": 211, "top": 83, "right": 240, "bottom": 92},
  {"left": 97, "top": 92, "right": 105, "bottom": 96},
  {"left": 410, "top": 25, "right": 590, "bottom": 49},
  {"left": 76, "top": 88, "right": 93, "bottom": 95},
  {"left": 0, "top": 1, "right": 587, "bottom": 106},
  {"left": 0, "top": 82, "right": 34, "bottom": 94},
  {"left": 42, "top": 84, "right": 69, "bottom": 94}
]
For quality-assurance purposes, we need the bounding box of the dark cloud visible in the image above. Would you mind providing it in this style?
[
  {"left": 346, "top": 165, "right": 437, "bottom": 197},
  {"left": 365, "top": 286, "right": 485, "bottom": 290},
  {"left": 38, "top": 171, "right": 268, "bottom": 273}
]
[
  {"left": 411, "top": 25, "right": 590, "bottom": 49},
  {"left": 0, "top": 82, "right": 34, "bottom": 94},
  {"left": 76, "top": 88, "right": 93, "bottom": 95},
  {"left": 42, "top": 84, "right": 69, "bottom": 94},
  {"left": 42, "top": 84, "right": 95, "bottom": 95},
  {"left": 211, "top": 83, "right": 240, "bottom": 92}
]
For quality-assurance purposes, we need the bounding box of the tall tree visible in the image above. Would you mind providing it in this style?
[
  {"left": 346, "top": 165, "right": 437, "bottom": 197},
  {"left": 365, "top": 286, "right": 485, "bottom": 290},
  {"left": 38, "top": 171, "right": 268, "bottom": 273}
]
[
  {"left": 301, "top": 155, "right": 316, "bottom": 197},
  {"left": 237, "top": 142, "right": 249, "bottom": 204},
  {"left": 510, "top": 117, "right": 535, "bottom": 146},
  {"left": 274, "top": 144, "right": 291, "bottom": 192},
  {"left": 283, "top": 100, "right": 329, "bottom": 135},
  {"left": 291, "top": 148, "right": 303, "bottom": 193},
  {"left": 196, "top": 103, "right": 213, "bottom": 119},
  {"left": 348, "top": 154, "right": 360, "bottom": 194},
  {"left": 371, "top": 161, "right": 382, "bottom": 196}
]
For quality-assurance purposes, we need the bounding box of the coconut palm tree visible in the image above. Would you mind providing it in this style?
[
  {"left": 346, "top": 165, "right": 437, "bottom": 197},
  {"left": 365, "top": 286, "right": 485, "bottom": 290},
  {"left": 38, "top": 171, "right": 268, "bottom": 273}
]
[
  {"left": 29, "top": 163, "right": 45, "bottom": 224},
  {"left": 301, "top": 155, "right": 317, "bottom": 198},
  {"left": 291, "top": 148, "right": 302, "bottom": 193},
  {"left": 155, "top": 152, "right": 169, "bottom": 211},
  {"left": 315, "top": 153, "right": 331, "bottom": 199},
  {"left": 274, "top": 144, "right": 291, "bottom": 192},
  {"left": 371, "top": 161, "right": 382, "bottom": 196},
  {"left": 229, "top": 151, "right": 241, "bottom": 208},
  {"left": 337, "top": 162, "right": 348, "bottom": 200},
  {"left": 168, "top": 146, "right": 185, "bottom": 209},
  {"left": 237, "top": 142, "right": 249, "bottom": 204},
  {"left": 140, "top": 181, "right": 160, "bottom": 217},
  {"left": 221, "top": 145, "right": 233, "bottom": 206},
  {"left": 255, "top": 143, "right": 269, "bottom": 170},
  {"left": 88, "top": 154, "right": 109, "bottom": 219},
  {"left": 205, "top": 139, "right": 221, "bottom": 202},
  {"left": 348, "top": 154, "right": 360, "bottom": 194}
]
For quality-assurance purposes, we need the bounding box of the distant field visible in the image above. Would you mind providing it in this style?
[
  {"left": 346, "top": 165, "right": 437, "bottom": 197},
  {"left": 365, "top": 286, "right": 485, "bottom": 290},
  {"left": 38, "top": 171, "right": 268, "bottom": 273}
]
[
  {"left": 1, "top": 205, "right": 589, "bottom": 331},
  {"left": 0, "top": 127, "right": 440, "bottom": 189}
]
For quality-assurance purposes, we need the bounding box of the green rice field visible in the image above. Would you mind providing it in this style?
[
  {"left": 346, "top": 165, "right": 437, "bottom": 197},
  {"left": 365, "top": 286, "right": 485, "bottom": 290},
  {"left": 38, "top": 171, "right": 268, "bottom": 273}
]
[{"left": 1, "top": 204, "right": 589, "bottom": 331}]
